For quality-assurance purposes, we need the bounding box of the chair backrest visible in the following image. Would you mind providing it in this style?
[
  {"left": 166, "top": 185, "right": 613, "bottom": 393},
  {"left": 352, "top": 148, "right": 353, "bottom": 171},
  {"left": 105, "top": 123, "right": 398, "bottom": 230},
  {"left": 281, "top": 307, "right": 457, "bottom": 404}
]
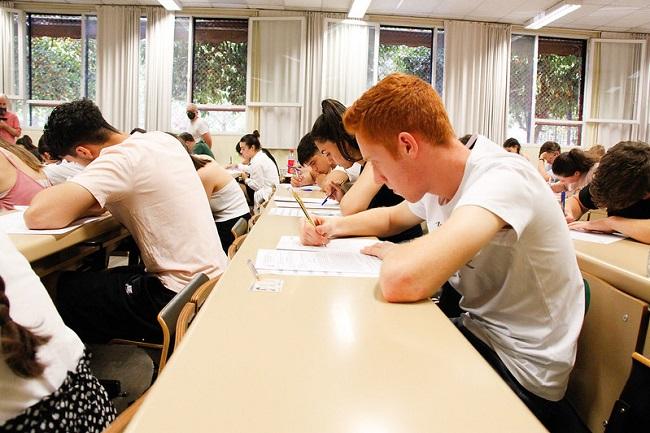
[
  {"left": 230, "top": 217, "right": 249, "bottom": 239},
  {"left": 156, "top": 273, "right": 209, "bottom": 371},
  {"left": 606, "top": 352, "right": 650, "bottom": 433},
  {"left": 189, "top": 276, "right": 220, "bottom": 311},
  {"left": 567, "top": 271, "right": 648, "bottom": 433},
  {"left": 227, "top": 234, "right": 247, "bottom": 259},
  {"left": 174, "top": 302, "right": 196, "bottom": 348},
  {"left": 248, "top": 213, "right": 262, "bottom": 231}
]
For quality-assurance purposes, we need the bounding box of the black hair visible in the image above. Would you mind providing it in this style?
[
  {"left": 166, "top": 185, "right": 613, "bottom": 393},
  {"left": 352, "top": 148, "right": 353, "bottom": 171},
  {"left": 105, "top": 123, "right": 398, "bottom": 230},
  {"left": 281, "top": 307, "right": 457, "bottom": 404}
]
[
  {"left": 262, "top": 148, "right": 280, "bottom": 176},
  {"left": 0, "top": 276, "right": 50, "bottom": 378},
  {"left": 239, "top": 130, "right": 261, "bottom": 150},
  {"left": 130, "top": 128, "right": 146, "bottom": 135},
  {"left": 459, "top": 134, "right": 472, "bottom": 145},
  {"left": 311, "top": 99, "right": 360, "bottom": 163},
  {"left": 235, "top": 142, "right": 242, "bottom": 154},
  {"left": 16, "top": 135, "right": 44, "bottom": 162},
  {"left": 297, "top": 133, "right": 319, "bottom": 166},
  {"left": 43, "top": 99, "right": 119, "bottom": 158},
  {"left": 503, "top": 137, "right": 521, "bottom": 154},
  {"left": 37, "top": 135, "right": 59, "bottom": 161},
  {"left": 178, "top": 132, "right": 194, "bottom": 142},
  {"left": 539, "top": 141, "right": 560, "bottom": 155},
  {"left": 552, "top": 149, "right": 597, "bottom": 177}
]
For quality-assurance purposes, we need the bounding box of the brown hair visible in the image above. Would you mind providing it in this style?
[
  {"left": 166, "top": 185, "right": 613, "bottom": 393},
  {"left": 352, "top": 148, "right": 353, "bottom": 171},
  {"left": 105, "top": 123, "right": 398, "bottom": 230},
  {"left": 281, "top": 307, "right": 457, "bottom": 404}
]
[
  {"left": 0, "top": 139, "right": 43, "bottom": 173},
  {"left": 590, "top": 141, "right": 650, "bottom": 210},
  {"left": 552, "top": 148, "right": 597, "bottom": 177},
  {"left": 0, "top": 276, "right": 50, "bottom": 378},
  {"left": 343, "top": 73, "right": 456, "bottom": 153}
]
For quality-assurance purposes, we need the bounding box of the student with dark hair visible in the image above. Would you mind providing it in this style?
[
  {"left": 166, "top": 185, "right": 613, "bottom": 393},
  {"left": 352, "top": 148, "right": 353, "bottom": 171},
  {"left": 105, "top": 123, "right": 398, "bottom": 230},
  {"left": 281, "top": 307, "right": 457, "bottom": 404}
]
[
  {"left": 310, "top": 98, "right": 422, "bottom": 244},
  {"left": 188, "top": 153, "right": 251, "bottom": 252},
  {"left": 16, "top": 135, "right": 43, "bottom": 162},
  {"left": 238, "top": 130, "right": 279, "bottom": 210},
  {"left": 37, "top": 136, "right": 84, "bottom": 186},
  {"left": 24, "top": 99, "right": 227, "bottom": 343},
  {"left": 503, "top": 137, "right": 522, "bottom": 154},
  {"left": 129, "top": 127, "right": 146, "bottom": 135},
  {"left": 565, "top": 141, "right": 650, "bottom": 243},
  {"left": 291, "top": 132, "right": 348, "bottom": 189},
  {"left": 550, "top": 148, "right": 598, "bottom": 193},
  {"left": 0, "top": 232, "right": 115, "bottom": 432},
  {"left": 537, "top": 141, "right": 561, "bottom": 182},
  {"left": 179, "top": 131, "right": 215, "bottom": 159}
]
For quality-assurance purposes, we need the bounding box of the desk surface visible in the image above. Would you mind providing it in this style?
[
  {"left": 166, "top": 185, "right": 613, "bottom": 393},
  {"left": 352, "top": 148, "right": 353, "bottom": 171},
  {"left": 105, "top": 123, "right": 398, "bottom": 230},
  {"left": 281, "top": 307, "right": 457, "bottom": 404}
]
[
  {"left": 10, "top": 217, "right": 123, "bottom": 262},
  {"left": 574, "top": 238, "right": 650, "bottom": 304},
  {"left": 126, "top": 191, "right": 545, "bottom": 433}
]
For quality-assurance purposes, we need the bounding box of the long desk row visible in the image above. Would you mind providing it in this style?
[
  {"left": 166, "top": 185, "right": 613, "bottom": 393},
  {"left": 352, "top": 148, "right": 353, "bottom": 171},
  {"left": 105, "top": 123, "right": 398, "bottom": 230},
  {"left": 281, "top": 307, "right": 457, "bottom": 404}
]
[{"left": 124, "top": 190, "right": 547, "bottom": 433}]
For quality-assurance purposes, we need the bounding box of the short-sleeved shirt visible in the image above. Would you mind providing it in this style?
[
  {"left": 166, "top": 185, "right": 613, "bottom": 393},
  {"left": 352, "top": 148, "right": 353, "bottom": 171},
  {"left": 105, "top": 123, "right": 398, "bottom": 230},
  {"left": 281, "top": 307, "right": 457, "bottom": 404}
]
[
  {"left": 193, "top": 141, "right": 215, "bottom": 159},
  {"left": 0, "top": 111, "right": 21, "bottom": 144},
  {"left": 578, "top": 185, "right": 650, "bottom": 219},
  {"left": 408, "top": 136, "right": 585, "bottom": 401},
  {"left": 188, "top": 118, "right": 210, "bottom": 142},
  {"left": 70, "top": 131, "right": 228, "bottom": 292}
]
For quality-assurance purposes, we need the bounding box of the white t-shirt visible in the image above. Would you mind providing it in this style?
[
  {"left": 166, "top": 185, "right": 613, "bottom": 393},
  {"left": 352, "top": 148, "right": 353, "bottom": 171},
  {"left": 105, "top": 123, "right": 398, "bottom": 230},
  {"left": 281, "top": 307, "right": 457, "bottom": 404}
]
[
  {"left": 70, "top": 131, "right": 228, "bottom": 292},
  {"left": 244, "top": 150, "right": 279, "bottom": 207},
  {"left": 43, "top": 160, "right": 84, "bottom": 185},
  {"left": 209, "top": 178, "right": 250, "bottom": 222},
  {"left": 408, "top": 137, "right": 585, "bottom": 401},
  {"left": 188, "top": 118, "right": 210, "bottom": 142},
  {"left": 0, "top": 232, "right": 85, "bottom": 423}
]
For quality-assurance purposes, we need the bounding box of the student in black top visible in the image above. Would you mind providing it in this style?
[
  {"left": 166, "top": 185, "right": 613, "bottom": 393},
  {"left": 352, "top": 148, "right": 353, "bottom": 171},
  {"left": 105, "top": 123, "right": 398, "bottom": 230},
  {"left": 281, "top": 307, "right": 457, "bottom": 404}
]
[
  {"left": 565, "top": 141, "right": 650, "bottom": 244},
  {"left": 310, "top": 99, "right": 422, "bottom": 243}
]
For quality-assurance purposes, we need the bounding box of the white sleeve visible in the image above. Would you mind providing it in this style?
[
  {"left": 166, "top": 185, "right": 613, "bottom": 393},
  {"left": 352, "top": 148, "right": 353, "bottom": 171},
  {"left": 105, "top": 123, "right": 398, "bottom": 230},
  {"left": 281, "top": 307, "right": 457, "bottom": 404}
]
[
  {"left": 195, "top": 119, "right": 210, "bottom": 136},
  {"left": 245, "top": 162, "right": 263, "bottom": 191}
]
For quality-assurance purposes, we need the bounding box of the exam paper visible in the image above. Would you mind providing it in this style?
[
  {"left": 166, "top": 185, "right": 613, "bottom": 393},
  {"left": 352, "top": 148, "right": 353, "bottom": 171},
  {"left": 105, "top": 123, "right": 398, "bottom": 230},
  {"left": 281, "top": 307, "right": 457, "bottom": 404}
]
[
  {"left": 0, "top": 209, "right": 109, "bottom": 235},
  {"left": 276, "top": 236, "right": 378, "bottom": 253},
  {"left": 569, "top": 230, "right": 626, "bottom": 244},
  {"left": 273, "top": 201, "right": 341, "bottom": 210},
  {"left": 269, "top": 208, "right": 342, "bottom": 217},
  {"left": 274, "top": 196, "right": 339, "bottom": 205},
  {"left": 254, "top": 249, "right": 380, "bottom": 278}
]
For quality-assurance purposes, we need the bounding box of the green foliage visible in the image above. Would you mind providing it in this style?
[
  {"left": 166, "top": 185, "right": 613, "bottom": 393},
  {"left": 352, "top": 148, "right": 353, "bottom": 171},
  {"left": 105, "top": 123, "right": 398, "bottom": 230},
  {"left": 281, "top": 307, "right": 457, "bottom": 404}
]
[
  {"left": 378, "top": 44, "right": 432, "bottom": 83},
  {"left": 31, "top": 36, "right": 82, "bottom": 100},
  {"left": 509, "top": 53, "right": 533, "bottom": 130},
  {"left": 536, "top": 53, "right": 582, "bottom": 120},
  {"left": 193, "top": 40, "right": 247, "bottom": 105}
]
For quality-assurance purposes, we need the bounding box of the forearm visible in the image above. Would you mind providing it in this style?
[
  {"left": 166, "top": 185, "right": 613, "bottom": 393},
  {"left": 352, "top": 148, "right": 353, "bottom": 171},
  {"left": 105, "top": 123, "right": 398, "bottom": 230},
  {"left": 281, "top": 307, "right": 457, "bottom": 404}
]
[
  {"left": 565, "top": 196, "right": 585, "bottom": 222},
  {"left": 606, "top": 217, "right": 650, "bottom": 244},
  {"left": 332, "top": 204, "right": 421, "bottom": 239},
  {"left": 319, "top": 170, "right": 348, "bottom": 190},
  {"left": 202, "top": 133, "right": 212, "bottom": 148},
  {"left": 537, "top": 160, "right": 550, "bottom": 181},
  {"left": 2, "top": 123, "right": 20, "bottom": 137},
  {"left": 24, "top": 183, "right": 100, "bottom": 229}
]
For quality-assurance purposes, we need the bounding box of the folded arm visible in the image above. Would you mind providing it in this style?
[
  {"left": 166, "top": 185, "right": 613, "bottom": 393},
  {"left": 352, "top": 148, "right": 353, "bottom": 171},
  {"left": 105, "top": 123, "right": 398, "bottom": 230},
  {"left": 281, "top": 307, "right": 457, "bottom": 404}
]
[{"left": 24, "top": 182, "right": 103, "bottom": 229}]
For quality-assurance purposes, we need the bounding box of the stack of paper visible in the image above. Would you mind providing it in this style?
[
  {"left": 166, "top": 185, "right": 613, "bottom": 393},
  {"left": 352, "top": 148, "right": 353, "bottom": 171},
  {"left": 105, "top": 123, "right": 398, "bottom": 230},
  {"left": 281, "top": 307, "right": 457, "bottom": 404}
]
[
  {"left": 253, "top": 236, "right": 381, "bottom": 278},
  {"left": 269, "top": 208, "right": 342, "bottom": 217},
  {"left": 0, "top": 208, "right": 109, "bottom": 235}
]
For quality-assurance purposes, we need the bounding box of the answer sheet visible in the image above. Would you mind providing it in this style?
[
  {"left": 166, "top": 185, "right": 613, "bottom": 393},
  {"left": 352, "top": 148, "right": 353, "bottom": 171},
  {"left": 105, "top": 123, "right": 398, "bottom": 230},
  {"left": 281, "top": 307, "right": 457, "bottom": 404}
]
[
  {"left": 269, "top": 208, "right": 342, "bottom": 217},
  {"left": 254, "top": 248, "right": 381, "bottom": 277},
  {"left": 0, "top": 209, "right": 109, "bottom": 235},
  {"left": 569, "top": 230, "right": 627, "bottom": 244},
  {"left": 276, "top": 235, "right": 378, "bottom": 253}
]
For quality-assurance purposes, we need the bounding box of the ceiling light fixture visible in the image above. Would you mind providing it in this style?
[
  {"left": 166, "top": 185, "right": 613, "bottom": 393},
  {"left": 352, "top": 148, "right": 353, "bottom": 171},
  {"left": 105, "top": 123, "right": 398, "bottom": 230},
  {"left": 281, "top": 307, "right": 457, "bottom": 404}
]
[
  {"left": 348, "top": 0, "right": 372, "bottom": 19},
  {"left": 524, "top": 0, "right": 582, "bottom": 30},
  {"left": 157, "top": 0, "right": 182, "bottom": 11}
]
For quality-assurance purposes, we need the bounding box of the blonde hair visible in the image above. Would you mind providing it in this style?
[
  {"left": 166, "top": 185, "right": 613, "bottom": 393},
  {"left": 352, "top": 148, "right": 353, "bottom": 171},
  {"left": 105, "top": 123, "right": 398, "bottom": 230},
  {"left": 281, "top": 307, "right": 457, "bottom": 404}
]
[{"left": 0, "top": 139, "right": 43, "bottom": 173}]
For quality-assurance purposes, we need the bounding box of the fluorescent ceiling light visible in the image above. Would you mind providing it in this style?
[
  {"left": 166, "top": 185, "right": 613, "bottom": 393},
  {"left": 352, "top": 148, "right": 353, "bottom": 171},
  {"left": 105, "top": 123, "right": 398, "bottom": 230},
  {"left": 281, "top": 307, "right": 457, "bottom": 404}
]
[
  {"left": 157, "top": 0, "right": 182, "bottom": 11},
  {"left": 348, "top": 0, "right": 372, "bottom": 19},
  {"left": 524, "top": 0, "right": 581, "bottom": 30}
]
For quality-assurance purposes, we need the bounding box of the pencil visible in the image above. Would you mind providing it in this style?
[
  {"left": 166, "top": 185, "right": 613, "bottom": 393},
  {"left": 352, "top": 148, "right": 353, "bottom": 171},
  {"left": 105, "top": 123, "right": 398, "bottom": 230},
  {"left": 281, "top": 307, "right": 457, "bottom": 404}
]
[{"left": 291, "top": 189, "right": 316, "bottom": 227}]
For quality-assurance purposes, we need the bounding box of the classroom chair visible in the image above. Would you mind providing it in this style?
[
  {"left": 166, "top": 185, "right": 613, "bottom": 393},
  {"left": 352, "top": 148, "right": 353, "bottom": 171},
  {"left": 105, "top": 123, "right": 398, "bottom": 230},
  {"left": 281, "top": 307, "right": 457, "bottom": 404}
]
[
  {"left": 605, "top": 352, "right": 650, "bottom": 433},
  {"left": 176, "top": 277, "right": 221, "bottom": 347},
  {"left": 102, "top": 392, "right": 147, "bottom": 433},
  {"left": 228, "top": 217, "right": 249, "bottom": 259}
]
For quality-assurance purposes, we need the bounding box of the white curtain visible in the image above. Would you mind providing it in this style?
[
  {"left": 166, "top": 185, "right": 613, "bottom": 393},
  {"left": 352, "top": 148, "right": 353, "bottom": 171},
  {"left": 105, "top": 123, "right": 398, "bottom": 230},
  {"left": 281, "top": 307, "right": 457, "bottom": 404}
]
[
  {"left": 443, "top": 20, "right": 511, "bottom": 144},
  {"left": 96, "top": 6, "right": 140, "bottom": 132},
  {"left": 322, "top": 19, "right": 377, "bottom": 107},
  {"left": 247, "top": 18, "right": 303, "bottom": 149},
  {"left": 0, "top": 6, "right": 15, "bottom": 95},
  {"left": 144, "top": 7, "right": 174, "bottom": 131}
]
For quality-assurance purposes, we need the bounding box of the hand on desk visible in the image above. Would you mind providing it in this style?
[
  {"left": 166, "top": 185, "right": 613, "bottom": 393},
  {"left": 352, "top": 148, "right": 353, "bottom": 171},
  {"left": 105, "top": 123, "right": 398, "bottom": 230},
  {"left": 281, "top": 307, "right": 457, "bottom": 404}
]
[
  {"left": 568, "top": 219, "right": 614, "bottom": 234},
  {"left": 300, "top": 215, "right": 338, "bottom": 246},
  {"left": 323, "top": 181, "right": 345, "bottom": 202},
  {"left": 361, "top": 241, "right": 396, "bottom": 260}
]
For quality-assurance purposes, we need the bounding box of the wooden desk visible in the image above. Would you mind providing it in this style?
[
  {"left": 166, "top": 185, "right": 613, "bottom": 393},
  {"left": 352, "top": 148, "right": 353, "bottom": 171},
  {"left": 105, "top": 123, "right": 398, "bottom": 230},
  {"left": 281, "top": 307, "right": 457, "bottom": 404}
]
[{"left": 126, "top": 192, "right": 546, "bottom": 433}]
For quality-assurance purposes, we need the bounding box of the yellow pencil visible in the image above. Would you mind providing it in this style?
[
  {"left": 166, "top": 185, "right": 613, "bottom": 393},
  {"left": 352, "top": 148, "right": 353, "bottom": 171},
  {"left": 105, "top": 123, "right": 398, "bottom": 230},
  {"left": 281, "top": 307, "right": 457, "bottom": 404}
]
[{"left": 290, "top": 189, "right": 316, "bottom": 227}]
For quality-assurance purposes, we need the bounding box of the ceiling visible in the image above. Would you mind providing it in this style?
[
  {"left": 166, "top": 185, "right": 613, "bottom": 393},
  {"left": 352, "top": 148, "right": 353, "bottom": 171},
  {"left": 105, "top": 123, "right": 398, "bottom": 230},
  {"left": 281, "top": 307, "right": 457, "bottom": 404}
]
[{"left": 21, "top": 0, "right": 650, "bottom": 33}]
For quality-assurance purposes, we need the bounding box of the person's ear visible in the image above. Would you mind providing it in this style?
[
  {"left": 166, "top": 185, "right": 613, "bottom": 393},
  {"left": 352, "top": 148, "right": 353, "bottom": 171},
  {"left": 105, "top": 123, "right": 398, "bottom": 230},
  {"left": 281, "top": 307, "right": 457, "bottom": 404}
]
[
  {"left": 397, "top": 132, "right": 418, "bottom": 159},
  {"left": 73, "top": 144, "right": 96, "bottom": 161}
]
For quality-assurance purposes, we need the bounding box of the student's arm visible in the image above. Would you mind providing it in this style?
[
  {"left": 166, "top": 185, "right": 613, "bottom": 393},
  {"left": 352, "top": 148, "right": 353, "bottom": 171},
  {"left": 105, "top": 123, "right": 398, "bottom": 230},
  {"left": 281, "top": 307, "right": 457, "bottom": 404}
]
[
  {"left": 550, "top": 182, "right": 566, "bottom": 193},
  {"left": 24, "top": 183, "right": 103, "bottom": 229},
  {"left": 339, "top": 161, "right": 381, "bottom": 216},
  {"left": 201, "top": 132, "right": 212, "bottom": 149},
  {"left": 316, "top": 169, "right": 349, "bottom": 191},
  {"left": 244, "top": 161, "right": 263, "bottom": 191},
  {"left": 300, "top": 201, "right": 423, "bottom": 246},
  {"left": 569, "top": 217, "right": 650, "bottom": 244},
  {"left": 564, "top": 195, "right": 586, "bottom": 223},
  {"left": 537, "top": 156, "right": 551, "bottom": 182},
  {"left": 371, "top": 205, "right": 506, "bottom": 303},
  {"left": 290, "top": 166, "right": 315, "bottom": 187}
]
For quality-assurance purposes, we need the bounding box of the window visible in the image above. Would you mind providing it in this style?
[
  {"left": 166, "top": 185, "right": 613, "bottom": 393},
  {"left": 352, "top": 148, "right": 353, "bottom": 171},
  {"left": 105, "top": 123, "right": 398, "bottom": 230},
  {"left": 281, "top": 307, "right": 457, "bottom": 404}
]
[
  {"left": 378, "top": 26, "right": 444, "bottom": 96},
  {"left": 26, "top": 14, "right": 96, "bottom": 127},
  {"left": 508, "top": 35, "right": 586, "bottom": 146},
  {"left": 138, "top": 16, "right": 146, "bottom": 129},
  {"left": 170, "top": 18, "right": 248, "bottom": 133}
]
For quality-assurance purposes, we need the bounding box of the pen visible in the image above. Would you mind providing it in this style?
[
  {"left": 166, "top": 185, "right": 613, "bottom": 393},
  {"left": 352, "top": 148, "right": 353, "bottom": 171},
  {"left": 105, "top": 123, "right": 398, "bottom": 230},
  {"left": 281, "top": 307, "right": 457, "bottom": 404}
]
[
  {"left": 320, "top": 194, "right": 331, "bottom": 206},
  {"left": 560, "top": 191, "right": 566, "bottom": 213},
  {"left": 291, "top": 189, "right": 316, "bottom": 227},
  {"left": 247, "top": 259, "right": 260, "bottom": 281}
]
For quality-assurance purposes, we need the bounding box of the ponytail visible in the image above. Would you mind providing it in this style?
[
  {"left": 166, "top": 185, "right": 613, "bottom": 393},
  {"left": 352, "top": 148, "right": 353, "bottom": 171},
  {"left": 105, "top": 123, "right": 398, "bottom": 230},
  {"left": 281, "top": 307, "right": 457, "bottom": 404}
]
[
  {"left": 552, "top": 148, "right": 597, "bottom": 177},
  {"left": 0, "top": 276, "right": 50, "bottom": 378},
  {"left": 311, "top": 99, "right": 360, "bottom": 163},
  {"left": 240, "top": 130, "right": 261, "bottom": 150}
]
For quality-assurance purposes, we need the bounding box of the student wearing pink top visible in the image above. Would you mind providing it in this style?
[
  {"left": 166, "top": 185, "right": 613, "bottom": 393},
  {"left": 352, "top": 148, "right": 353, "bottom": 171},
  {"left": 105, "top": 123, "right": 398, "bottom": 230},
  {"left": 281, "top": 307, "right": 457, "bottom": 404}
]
[
  {"left": 0, "top": 140, "right": 48, "bottom": 210},
  {"left": 0, "top": 94, "right": 22, "bottom": 144},
  {"left": 25, "top": 100, "right": 228, "bottom": 343}
]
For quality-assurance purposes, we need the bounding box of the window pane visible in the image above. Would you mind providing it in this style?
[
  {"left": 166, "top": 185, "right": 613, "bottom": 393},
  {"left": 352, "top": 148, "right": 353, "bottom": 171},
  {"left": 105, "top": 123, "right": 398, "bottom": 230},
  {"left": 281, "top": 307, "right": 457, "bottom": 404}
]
[
  {"left": 435, "top": 30, "right": 444, "bottom": 95},
  {"left": 192, "top": 18, "right": 248, "bottom": 106},
  {"left": 29, "top": 105, "right": 55, "bottom": 128},
  {"left": 29, "top": 14, "right": 82, "bottom": 101},
  {"left": 85, "top": 15, "right": 97, "bottom": 100},
  {"left": 171, "top": 16, "right": 190, "bottom": 131},
  {"left": 508, "top": 34, "right": 535, "bottom": 143},
  {"left": 534, "top": 123, "right": 581, "bottom": 147},
  {"left": 202, "top": 109, "right": 246, "bottom": 133},
  {"left": 536, "top": 37, "right": 586, "bottom": 122},
  {"left": 378, "top": 26, "right": 432, "bottom": 84}
]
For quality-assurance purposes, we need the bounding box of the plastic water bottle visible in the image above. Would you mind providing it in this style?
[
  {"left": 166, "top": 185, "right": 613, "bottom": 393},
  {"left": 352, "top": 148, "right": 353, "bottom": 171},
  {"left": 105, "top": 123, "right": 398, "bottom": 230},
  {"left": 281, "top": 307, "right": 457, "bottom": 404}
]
[{"left": 287, "top": 149, "right": 296, "bottom": 175}]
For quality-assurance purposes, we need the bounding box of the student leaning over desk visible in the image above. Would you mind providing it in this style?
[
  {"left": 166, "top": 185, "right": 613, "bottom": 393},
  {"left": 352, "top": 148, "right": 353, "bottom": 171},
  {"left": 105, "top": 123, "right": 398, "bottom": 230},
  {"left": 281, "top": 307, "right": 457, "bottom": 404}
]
[
  {"left": 300, "top": 73, "right": 587, "bottom": 433},
  {"left": 24, "top": 99, "right": 227, "bottom": 344}
]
